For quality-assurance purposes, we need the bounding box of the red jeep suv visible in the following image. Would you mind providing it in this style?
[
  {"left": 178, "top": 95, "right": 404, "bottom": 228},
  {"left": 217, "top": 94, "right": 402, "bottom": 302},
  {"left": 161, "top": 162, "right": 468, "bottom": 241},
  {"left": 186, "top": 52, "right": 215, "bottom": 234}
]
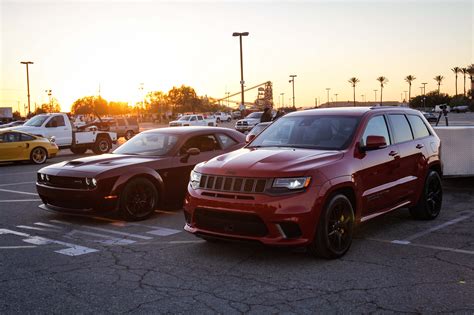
[{"left": 184, "top": 107, "right": 442, "bottom": 258}]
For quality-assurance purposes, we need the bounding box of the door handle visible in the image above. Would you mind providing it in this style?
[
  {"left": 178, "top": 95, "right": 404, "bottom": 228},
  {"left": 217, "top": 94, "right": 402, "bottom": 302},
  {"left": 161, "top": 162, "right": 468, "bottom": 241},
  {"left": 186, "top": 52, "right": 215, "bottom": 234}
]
[
  {"left": 389, "top": 151, "right": 399, "bottom": 157},
  {"left": 416, "top": 144, "right": 424, "bottom": 149}
]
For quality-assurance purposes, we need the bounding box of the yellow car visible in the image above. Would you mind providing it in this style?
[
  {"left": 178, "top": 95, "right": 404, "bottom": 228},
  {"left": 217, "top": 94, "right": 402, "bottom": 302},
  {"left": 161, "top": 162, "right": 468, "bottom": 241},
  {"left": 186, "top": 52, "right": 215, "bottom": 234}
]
[{"left": 0, "top": 130, "right": 59, "bottom": 164}]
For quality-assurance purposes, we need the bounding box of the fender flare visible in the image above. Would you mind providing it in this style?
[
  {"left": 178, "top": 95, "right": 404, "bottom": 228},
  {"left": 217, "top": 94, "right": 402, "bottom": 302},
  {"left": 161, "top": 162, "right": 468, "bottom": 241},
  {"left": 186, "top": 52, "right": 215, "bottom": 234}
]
[{"left": 110, "top": 167, "right": 165, "bottom": 206}]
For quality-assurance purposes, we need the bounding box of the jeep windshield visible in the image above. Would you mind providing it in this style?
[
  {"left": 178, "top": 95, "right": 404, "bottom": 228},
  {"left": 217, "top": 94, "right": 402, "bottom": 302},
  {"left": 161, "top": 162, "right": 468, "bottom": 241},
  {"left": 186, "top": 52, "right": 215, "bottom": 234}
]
[{"left": 248, "top": 115, "right": 360, "bottom": 150}]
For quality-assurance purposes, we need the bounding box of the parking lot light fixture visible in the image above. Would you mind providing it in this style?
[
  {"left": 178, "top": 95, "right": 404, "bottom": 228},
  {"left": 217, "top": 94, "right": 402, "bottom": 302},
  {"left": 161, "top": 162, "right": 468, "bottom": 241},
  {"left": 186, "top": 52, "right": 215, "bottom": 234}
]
[
  {"left": 289, "top": 75, "right": 297, "bottom": 109},
  {"left": 20, "top": 61, "right": 34, "bottom": 116},
  {"left": 232, "top": 32, "right": 249, "bottom": 111}
]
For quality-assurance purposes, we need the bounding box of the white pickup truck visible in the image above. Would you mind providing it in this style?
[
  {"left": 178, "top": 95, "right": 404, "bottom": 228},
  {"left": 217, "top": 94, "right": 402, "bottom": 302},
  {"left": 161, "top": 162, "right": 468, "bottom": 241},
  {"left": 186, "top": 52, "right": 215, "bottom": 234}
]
[
  {"left": 169, "top": 114, "right": 217, "bottom": 127},
  {"left": 8, "top": 113, "right": 117, "bottom": 155},
  {"left": 213, "top": 112, "right": 232, "bottom": 123}
]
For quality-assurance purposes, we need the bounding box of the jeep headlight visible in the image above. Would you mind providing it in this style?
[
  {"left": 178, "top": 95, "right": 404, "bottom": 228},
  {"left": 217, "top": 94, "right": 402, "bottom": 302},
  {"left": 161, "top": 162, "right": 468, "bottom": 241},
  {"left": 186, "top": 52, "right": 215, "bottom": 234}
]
[
  {"left": 272, "top": 177, "right": 311, "bottom": 190},
  {"left": 190, "top": 170, "right": 202, "bottom": 189}
]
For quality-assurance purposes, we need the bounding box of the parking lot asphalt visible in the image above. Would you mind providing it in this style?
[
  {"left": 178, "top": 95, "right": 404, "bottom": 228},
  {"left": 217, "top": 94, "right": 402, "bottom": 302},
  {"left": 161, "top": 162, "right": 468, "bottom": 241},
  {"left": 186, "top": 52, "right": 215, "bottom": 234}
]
[{"left": 1, "top": 120, "right": 473, "bottom": 313}]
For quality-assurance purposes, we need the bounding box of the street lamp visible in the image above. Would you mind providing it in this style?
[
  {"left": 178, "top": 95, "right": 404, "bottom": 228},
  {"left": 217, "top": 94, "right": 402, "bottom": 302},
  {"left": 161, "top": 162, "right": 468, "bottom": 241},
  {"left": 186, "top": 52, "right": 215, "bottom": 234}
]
[
  {"left": 289, "top": 75, "right": 297, "bottom": 109},
  {"left": 373, "top": 89, "right": 378, "bottom": 103},
  {"left": 232, "top": 32, "right": 249, "bottom": 112},
  {"left": 334, "top": 93, "right": 338, "bottom": 104},
  {"left": 280, "top": 92, "right": 285, "bottom": 108},
  {"left": 20, "top": 61, "right": 34, "bottom": 116},
  {"left": 45, "top": 89, "right": 52, "bottom": 113},
  {"left": 421, "top": 82, "right": 428, "bottom": 95},
  {"left": 326, "top": 88, "right": 331, "bottom": 106}
]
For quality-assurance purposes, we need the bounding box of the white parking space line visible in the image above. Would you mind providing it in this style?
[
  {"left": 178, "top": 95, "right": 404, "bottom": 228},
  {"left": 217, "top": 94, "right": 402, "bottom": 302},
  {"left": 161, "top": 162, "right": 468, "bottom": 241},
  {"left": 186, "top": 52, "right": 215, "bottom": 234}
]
[
  {"left": 0, "top": 188, "right": 38, "bottom": 196},
  {"left": 0, "top": 199, "right": 41, "bottom": 203},
  {"left": 146, "top": 227, "right": 181, "bottom": 236},
  {"left": 0, "top": 181, "right": 36, "bottom": 187},
  {"left": 367, "top": 237, "right": 474, "bottom": 255},
  {"left": 392, "top": 213, "right": 473, "bottom": 244},
  {"left": 66, "top": 230, "right": 136, "bottom": 245},
  {"left": 34, "top": 222, "right": 63, "bottom": 229},
  {"left": 0, "top": 246, "right": 37, "bottom": 249},
  {"left": 51, "top": 219, "right": 153, "bottom": 240},
  {"left": 16, "top": 225, "right": 57, "bottom": 232}
]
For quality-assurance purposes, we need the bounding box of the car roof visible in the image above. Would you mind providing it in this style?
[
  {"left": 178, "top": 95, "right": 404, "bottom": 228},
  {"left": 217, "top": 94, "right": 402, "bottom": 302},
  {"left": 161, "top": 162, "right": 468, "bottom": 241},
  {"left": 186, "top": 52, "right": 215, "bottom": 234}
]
[
  {"left": 0, "top": 129, "right": 39, "bottom": 137},
  {"left": 142, "top": 126, "right": 240, "bottom": 135},
  {"left": 285, "top": 106, "right": 421, "bottom": 117}
]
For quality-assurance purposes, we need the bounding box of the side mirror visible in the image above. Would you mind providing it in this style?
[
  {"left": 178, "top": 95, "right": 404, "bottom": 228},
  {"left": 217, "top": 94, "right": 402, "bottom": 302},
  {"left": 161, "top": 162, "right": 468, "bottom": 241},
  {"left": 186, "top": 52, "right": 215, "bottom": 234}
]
[
  {"left": 362, "top": 135, "right": 387, "bottom": 151},
  {"left": 246, "top": 134, "right": 256, "bottom": 143},
  {"left": 180, "top": 147, "right": 200, "bottom": 163}
]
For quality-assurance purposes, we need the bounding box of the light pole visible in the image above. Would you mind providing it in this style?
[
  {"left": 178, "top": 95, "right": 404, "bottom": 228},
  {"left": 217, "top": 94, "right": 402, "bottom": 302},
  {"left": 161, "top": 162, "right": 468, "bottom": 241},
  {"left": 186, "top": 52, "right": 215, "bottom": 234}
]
[
  {"left": 403, "top": 91, "right": 408, "bottom": 103},
  {"left": 20, "top": 61, "right": 34, "bottom": 116},
  {"left": 45, "top": 89, "right": 52, "bottom": 112},
  {"left": 326, "top": 88, "right": 331, "bottom": 106},
  {"left": 373, "top": 89, "right": 378, "bottom": 103},
  {"left": 289, "top": 75, "right": 297, "bottom": 109},
  {"left": 232, "top": 32, "right": 249, "bottom": 112},
  {"left": 334, "top": 93, "right": 338, "bottom": 104},
  {"left": 280, "top": 93, "right": 285, "bottom": 108},
  {"left": 421, "top": 82, "right": 428, "bottom": 95}
]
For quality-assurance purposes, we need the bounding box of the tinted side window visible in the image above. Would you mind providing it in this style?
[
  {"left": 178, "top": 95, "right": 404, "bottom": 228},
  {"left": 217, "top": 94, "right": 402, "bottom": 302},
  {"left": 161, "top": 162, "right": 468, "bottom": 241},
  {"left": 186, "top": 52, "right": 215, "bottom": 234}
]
[
  {"left": 21, "top": 134, "right": 35, "bottom": 141},
  {"left": 46, "top": 115, "right": 65, "bottom": 127},
  {"left": 117, "top": 119, "right": 126, "bottom": 126},
  {"left": 388, "top": 114, "right": 413, "bottom": 143},
  {"left": 180, "top": 135, "right": 220, "bottom": 153},
  {"left": 197, "top": 116, "right": 203, "bottom": 121},
  {"left": 407, "top": 115, "right": 430, "bottom": 139},
  {"left": 362, "top": 116, "right": 391, "bottom": 146},
  {"left": 3, "top": 132, "right": 21, "bottom": 142},
  {"left": 217, "top": 134, "right": 238, "bottom": 149}
]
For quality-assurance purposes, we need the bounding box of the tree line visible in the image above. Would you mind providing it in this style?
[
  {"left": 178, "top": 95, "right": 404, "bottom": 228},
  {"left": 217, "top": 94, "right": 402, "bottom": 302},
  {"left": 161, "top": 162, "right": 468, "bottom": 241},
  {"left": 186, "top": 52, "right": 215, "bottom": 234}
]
[{"left": 70, "top": 85, "right": 230, "bottom": 116}]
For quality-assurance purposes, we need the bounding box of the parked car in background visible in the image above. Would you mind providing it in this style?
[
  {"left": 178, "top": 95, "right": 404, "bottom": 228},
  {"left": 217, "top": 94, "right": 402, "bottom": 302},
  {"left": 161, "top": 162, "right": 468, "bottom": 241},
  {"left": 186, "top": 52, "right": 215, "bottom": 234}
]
[
  {"left": 434, "top": 104, "right": 450, "bottom": 113},
  {"left": 5, "top": 113, "right": 117, "bottom": 155},
  {"left": 185, "top": 107, "right": 442, "bottom": 259},
  {"left": 232, "top": 111, "right": 242, "bottom": 120},
  {"left": 36, "top": 127, "right": 246, "bottom": 220},
  {"left": 0, "top": 130, "right": 58, "bottom": 164},
  {"left": 214, "top": 112, "right": 232, "bottom": 123},
  {"left": 245, "top": 122, "right": 271, "bottom": 143},
  {"left": 0, "top": 120, "right": 25, "bottom": 129},
  {"left": 235, "top": 112, "right": 263, "bottom": 133},
  {"left": 421, "top": 111, "right": 437, "bottom": 123},
  {"left": 451, "top": 105, "right": 469, "bottom": 113},
  {"left": 98, "top": 116, "right": 139, "bottom": 140},
  {"left": 169, "top": 114, "right": 217, "bottom": 127}
]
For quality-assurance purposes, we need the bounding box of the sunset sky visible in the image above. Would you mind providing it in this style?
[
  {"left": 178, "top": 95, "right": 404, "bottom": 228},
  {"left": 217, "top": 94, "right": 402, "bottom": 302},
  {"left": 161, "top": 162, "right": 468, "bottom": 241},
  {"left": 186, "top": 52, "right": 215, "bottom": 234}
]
[{"left": 1, "top": 0, "right": 473, "bottom": 114}]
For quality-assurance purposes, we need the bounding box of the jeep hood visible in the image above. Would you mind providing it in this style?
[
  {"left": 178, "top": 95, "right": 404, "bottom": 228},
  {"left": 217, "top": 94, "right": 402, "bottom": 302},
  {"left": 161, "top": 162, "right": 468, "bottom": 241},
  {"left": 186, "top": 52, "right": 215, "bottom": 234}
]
[{"left": 196, "top": 148, "right": 343, "bottom": 177}]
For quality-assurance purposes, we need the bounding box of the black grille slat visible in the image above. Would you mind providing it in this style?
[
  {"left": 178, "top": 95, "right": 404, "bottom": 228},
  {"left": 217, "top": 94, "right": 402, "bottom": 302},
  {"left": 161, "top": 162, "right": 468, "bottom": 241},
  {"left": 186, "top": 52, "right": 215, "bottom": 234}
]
[
  {"left": 198, "top": 175, "right": 267, "bottom": 194},
  {"left": 42, "top": 176, "right": 86, "bottom": 189}
]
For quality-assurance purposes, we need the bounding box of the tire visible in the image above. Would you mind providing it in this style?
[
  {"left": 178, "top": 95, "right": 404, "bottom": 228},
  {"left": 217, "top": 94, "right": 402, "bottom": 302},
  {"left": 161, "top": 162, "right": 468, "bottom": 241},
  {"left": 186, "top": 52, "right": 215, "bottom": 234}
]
[
  {"left": 30, "top": 147, "right": 48, "bottom": 164},
  {"left": 308, "top": 194, "right": 355, "bottom": 259},
  {"left": 125, "top": 130, "right": 134, "bottom": 140},
  {"left": 92, "top": 136, "right": 112, "bottom": 155},
  {"left": 227, "top": 118, "right": 231, "bottom": 122},
  {"left": 409, "top": 170, "right": 442, "bottom": 220},
  {"left": 216, "top": 118, "right": 221, "bottom": 123},
  {"left": 70, "top": 146, "right": 88, "bottom": 154},
  {"left": 119, "top": 177, "right": 159, "bottom": 221}
]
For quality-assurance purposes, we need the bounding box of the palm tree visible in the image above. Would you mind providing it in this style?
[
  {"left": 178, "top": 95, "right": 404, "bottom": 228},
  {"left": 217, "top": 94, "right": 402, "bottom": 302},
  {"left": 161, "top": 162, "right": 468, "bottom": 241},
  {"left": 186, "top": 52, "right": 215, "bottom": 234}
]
[
  {"left": 451, "top": 67, "right": 461, "bottom": 95},
  {"left": 348, "top": 77, "right": 360, "bottom": 107},
  {"left": 462, "top": 68, "right": 468, "bottom": 96},
  {"left": 376, "top": 76, "right": 388, "bottom": 105},
  {"left": 404, "top": 75, "right": 416, "bottom": 104},
  {"left": 468, "top": 64, "right": 474, "bottom": 92},
  {"left": 433, "top": 75, "right": 444, "bottom": 94}
]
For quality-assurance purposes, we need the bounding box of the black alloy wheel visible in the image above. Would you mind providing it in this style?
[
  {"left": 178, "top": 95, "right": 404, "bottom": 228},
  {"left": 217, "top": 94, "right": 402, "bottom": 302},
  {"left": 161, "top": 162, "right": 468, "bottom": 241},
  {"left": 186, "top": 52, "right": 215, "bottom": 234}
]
[
  {"left": 309, "top": 194, "right": 355, "bottom": 259},
  {"left": 119, "top": 178, "right": 158, "bottom": 221},
  {"left": 409, "top": 170, "right": 442, "bottom": 220}
]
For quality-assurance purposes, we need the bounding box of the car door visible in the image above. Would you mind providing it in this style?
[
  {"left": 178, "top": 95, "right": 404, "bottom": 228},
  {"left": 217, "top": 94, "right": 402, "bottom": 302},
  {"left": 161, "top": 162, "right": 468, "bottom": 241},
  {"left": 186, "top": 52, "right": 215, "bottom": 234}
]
[
  {"left": 357, "top": 115, "right": 401, "bottom": 217},
  {"left": 163, "top": 134, "right": 224, "bottom": 205},
  {"left": 0, "top": 132, "right": 23, "bottom": 160},
  {"left": 385, "top": 113, "right": 419, "bottom": 204},
  {"left": 44, "top": 115, "right": 69, "bottom": 146}
]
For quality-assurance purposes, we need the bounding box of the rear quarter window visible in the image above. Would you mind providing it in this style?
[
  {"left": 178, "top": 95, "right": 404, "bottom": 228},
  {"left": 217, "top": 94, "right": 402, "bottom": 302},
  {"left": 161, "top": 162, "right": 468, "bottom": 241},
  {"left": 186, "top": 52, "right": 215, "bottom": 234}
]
[
  {"left": 388, "top": 114, "right": 413, "bottom": 143},
  {"left": 407, "top": 115, "right": 430, "bottom": 139}
]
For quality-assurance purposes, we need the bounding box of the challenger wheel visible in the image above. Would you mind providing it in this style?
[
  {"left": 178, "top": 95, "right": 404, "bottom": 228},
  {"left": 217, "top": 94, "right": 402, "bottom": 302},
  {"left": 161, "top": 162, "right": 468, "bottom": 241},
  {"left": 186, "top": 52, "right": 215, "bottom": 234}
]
[
  {"left": 30, "top": 147, "right": 47, "bottom": 164},
  {"left": 308, "top": 194, "right": 354, "bottom": 259},
  {"left": 92, "top": 136, "right": 112, "bottom": 154},
  {"left": 119, "top": 178, "right": 158, "bottom": 221},
  {"left": 409, "top": 170, "right": 442, "bottom": 220}
]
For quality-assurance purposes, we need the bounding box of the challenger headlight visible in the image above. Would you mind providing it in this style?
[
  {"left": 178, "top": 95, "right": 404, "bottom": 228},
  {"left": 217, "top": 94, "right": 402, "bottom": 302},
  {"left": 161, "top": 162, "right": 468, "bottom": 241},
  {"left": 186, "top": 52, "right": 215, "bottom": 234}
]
[
  {"left": 85, "top": 177, "right": 97, "bottom": 188},
  {"left": 190, "top": 170, "right": 202, "bottom": 189},
  {"left": 272, "top": 177, "right": 311, "bottom": 190}
]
